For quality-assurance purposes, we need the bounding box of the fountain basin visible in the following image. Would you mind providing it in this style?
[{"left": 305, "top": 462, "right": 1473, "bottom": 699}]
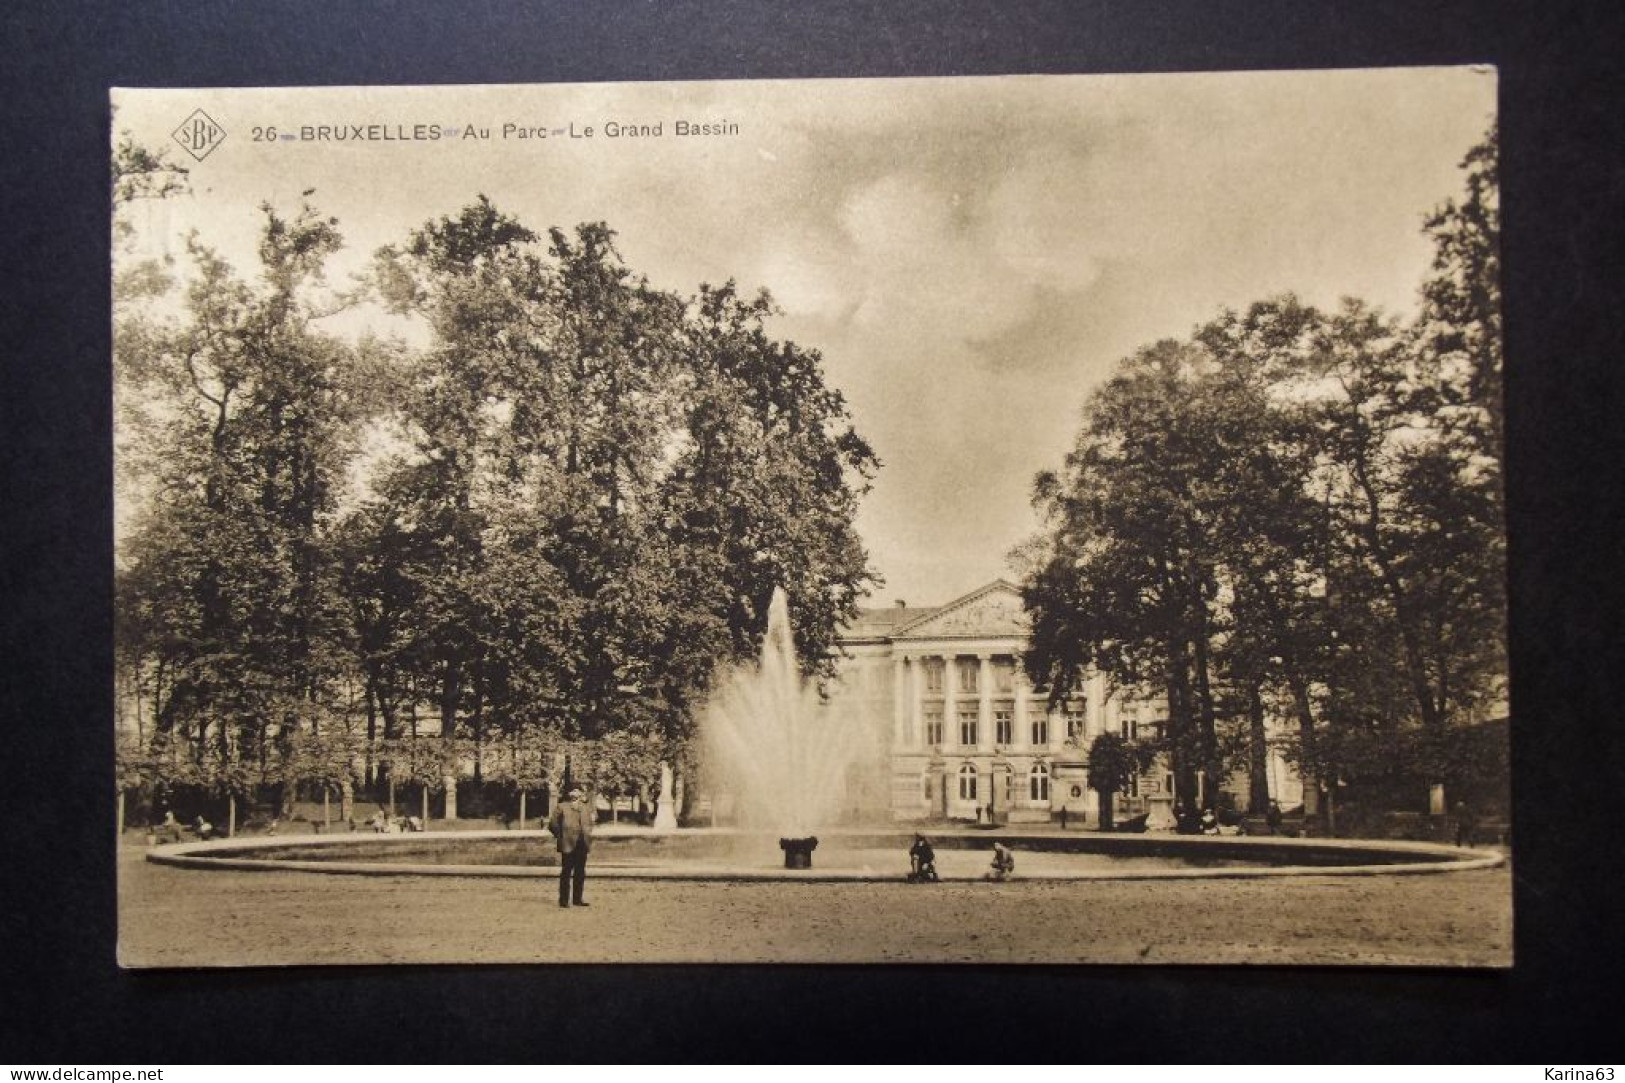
[{"left": 147, "top": 827, "right": 1502, "bottom": 882}]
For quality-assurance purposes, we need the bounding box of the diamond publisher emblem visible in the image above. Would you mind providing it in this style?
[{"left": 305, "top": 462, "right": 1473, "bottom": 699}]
[{"left": 171, "top": 109, "right": 226, "bottom": 162}]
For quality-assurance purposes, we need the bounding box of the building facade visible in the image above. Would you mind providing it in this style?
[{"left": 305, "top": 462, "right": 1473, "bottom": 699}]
[{"left": 832, "top": 580, "right": 1302, "bottom": 824}]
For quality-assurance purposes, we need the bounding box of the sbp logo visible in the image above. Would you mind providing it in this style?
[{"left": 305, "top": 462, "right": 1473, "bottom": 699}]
[{"left": 172, "top": 109, "right": 226, "bottom": 162}]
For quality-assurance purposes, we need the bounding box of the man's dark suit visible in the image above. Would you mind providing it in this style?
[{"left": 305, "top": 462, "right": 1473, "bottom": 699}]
[{"left": 549, "top": 793, "right": 594, "bottom": 907}]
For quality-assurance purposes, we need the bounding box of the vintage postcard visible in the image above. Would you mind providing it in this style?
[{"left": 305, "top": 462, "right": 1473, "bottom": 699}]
[{"left": 113, "top": 71, "right": 1508, "bottom": 967}]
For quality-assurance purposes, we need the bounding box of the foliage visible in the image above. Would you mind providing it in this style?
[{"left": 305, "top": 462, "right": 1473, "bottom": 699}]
[
  {"left": 482, "top": 723, "right": 565, "bottom": 792},
  {"left": 116, "top": 190, "right": 877, "bottom": 810},
  {"left": 581, "top": 729, "right": 665, "bottom": 799},
  {"left": 1021, "top": 127, "right": 1505, "bottom": 814},
  {"left": 277, "top": 718, "right": 363, "bottom": 792},
  {"left": 1084, "top": 732, "right": 1156, "bottom": 798},
  {"left": 382, "top": 736, "right": 466, "bottom": 788},
  {"left": 111, "top": 132, "right": 189, "bottom": 208}
]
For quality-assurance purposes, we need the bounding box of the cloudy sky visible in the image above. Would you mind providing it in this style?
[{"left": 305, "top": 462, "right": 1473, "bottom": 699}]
[{"left": 115, "top": 69, "right": 1496, "bottom": 609}]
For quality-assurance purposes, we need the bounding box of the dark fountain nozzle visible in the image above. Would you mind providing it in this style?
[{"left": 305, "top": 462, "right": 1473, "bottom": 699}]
[{"left": 779, "top": 836, "right": 819, "bottom": 870}]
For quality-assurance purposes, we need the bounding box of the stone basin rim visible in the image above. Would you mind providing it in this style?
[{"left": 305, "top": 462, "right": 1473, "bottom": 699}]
[{"left": 145, "top": 827, "right": 1503, "bottom": 881}]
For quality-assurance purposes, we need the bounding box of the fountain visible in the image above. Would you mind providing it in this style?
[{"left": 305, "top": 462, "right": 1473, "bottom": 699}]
[
  {"left": 145, "top": 596, "right": 1505, "bottom": 883},
  {"left": 701, "top": 587, "right": 867, "bottom": 868}
]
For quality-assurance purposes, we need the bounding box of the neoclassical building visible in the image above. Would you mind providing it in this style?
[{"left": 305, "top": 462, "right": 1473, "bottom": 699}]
[{"left": 832, "top": 580, "right": 1302, "bottom": 824}]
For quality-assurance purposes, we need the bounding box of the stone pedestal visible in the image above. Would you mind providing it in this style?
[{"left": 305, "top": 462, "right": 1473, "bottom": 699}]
[
  {"left": 442, "top": 775, "right": 458, "bottom": 821},
  {"left": 1146, "top": 794, "right": 1177, "bottom": 832}
]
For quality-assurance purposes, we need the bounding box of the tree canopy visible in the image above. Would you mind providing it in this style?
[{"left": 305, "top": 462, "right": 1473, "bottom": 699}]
[
  {"left": 115, "top": 192, "right": 878, "bottom": 809},
  {"left": 1021, "top": 127, "right": 1505, "bottom": 814}
]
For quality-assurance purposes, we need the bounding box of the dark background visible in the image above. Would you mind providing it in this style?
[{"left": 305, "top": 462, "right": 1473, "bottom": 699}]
[{"left": 3, "top": 0, "right": 1622, "bottom": 1063}]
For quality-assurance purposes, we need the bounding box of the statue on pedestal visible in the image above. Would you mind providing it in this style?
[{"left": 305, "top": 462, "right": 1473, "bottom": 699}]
[{"left": 653, "top": 761, "right": 678, "bottom": 832}]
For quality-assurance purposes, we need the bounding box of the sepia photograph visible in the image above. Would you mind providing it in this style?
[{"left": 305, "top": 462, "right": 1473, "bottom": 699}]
[{"left": 111, "top": 70, "right": 1508, "bottom": 968}]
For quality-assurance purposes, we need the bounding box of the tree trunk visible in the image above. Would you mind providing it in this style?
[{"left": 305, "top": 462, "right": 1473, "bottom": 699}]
[
  {"left": 323, "top": 788, "right": 331, "bottom": 830},
  {"left": 227, "top": 793, "right": 237, "bottom": 838},
  {"left": 116, "top": 789, "right": 126, "bottom": 840},
  {"left": 470, "top": 657, "right": 485, "bottom": 782},
  {"left": 1350, "top": 455, "right": 1445, "bottom": 730},
  {"left": 518, "top": 790, "right": 527, "bottom": 830},
  {"left": 1289, "top": 676, "right": 1319, "bottom": 816},
  {"left": 439, "top": 657, "right": 461, "bottom": 741},
  {"left": 363, "top": 673, "right": 379, "bottom": 785},
  {"left": 1165, "top": 636, "right": 1199, "bottom": 813},
  {"left": 1190, "top": 605, "right": 1222, "bottom": 793},
  {"left": 1246, "top": 683, "right": 1272, "bottom": 812},
  {"left": 422, "top": 783, "right": 429, "bottom": 826},
  {"left": 1097, "top": 788, "right": 1114, "bottom": 831}
]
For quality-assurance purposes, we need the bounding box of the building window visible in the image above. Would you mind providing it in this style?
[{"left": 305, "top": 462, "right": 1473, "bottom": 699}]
[
  {"left": 922, "top": 659, "right": 943, "bottom": 693},
  {"left": 993, "top": 660, "right": 1015, "bottom": 693},
  {"left": 994, "top": 708, "right": 1013, "bottom": 745},
  {"left": 1003, "top": 767, "right": 1014, "bottom": 806},
  {"left": 957, "top": 658, "right": 980, "bottom": 693},
  {"left": 1122, "top": 709, "right": 1139, "bottom": 740},
  {"left": 1030, "top": 714, "right": 1049, "bottom": 747},
  {"left": 924, "top": 709, "right": 944, "bottom": 746},
  {"left": 1065, "top": 700, "right": 1086, "bottom": 741},
  {"left": 958, "top": 764, "right": 978, "bottom": 801},
  {"left": 1030, "top": 762, "right": 1051, "bottom": 803},
  {"left": 958, "top": 708, "right": 979, "bottom": 748}
]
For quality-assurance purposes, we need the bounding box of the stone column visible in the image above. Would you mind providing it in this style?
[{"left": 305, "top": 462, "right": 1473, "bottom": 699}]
[
  {"left": 1012, "top": 660, "right": 1029, "bottom": 749},
  {"left": 911, "top": 657, "right": 925, "bottom": 747},
  {"left": 975, "top": 653, "right": 988, "bottom": 813},
  {"left": 893, "top": 655, "right": 908, "bottom": 748},
  {"left": 1088, "top": 671, "right": 1107, "bottom": 740},
  {"left": 1053, "top": 663, "right": 1066, "bottom": 748},
  {"left": 978, "top": 654, "right": 994, "bottom": 753},
  {"left": 943, "top": 654, "right": 958, "bottom": 749}
]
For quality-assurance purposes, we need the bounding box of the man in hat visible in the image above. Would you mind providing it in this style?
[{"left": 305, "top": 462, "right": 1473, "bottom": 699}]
[{"left": 549, "top": 783, "right": 595, "bottom": 907}]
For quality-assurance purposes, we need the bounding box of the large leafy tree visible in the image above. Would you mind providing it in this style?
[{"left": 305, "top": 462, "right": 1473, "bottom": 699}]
[
  {"left": 1023, "top": 127, "right": 1504, "bottom": 820},
  {"left": 117, "top": 200, "right": 366, "bottom": 807},
  {"left": 1022, "top": 340, "right": 1235, "bottom": 810},
  {"left": 118, "top": 190, "right": 879, "bottom": 815},
  {"left": 1418, "top": 124, "right": 1502, "bottom": 474},
  {"left": 361, "top": 201, "right": 878, "bottom": 764},
  {"left": 659, "top": 282, "right": 879, "bottom": 684},
  {"left": 1084, "top": 732, "right": 1156, "bottom": 830}
]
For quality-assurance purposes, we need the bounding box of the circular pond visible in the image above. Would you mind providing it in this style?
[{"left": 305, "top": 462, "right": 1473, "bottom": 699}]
[{"left": 147, "top": 826, "right": 1501, "bottom": 881}]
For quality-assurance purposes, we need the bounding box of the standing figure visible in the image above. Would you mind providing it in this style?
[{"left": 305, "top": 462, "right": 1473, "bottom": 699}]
[
  {"left": 1453, "top": 799, "right": 1477, "bottom": 848},
  {"left": 550, "top": 783, "right": 595, "bottom": 908}
]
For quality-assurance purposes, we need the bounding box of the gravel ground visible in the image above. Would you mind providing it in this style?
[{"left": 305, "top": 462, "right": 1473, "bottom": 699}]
[{"left": 117, "top": 843, "right": 1512, "bottom": 968}]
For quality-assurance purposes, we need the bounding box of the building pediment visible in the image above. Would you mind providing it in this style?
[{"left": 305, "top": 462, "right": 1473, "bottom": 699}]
[{"left": 895, "top": 580, "right": 1029, "bottom": 639}]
